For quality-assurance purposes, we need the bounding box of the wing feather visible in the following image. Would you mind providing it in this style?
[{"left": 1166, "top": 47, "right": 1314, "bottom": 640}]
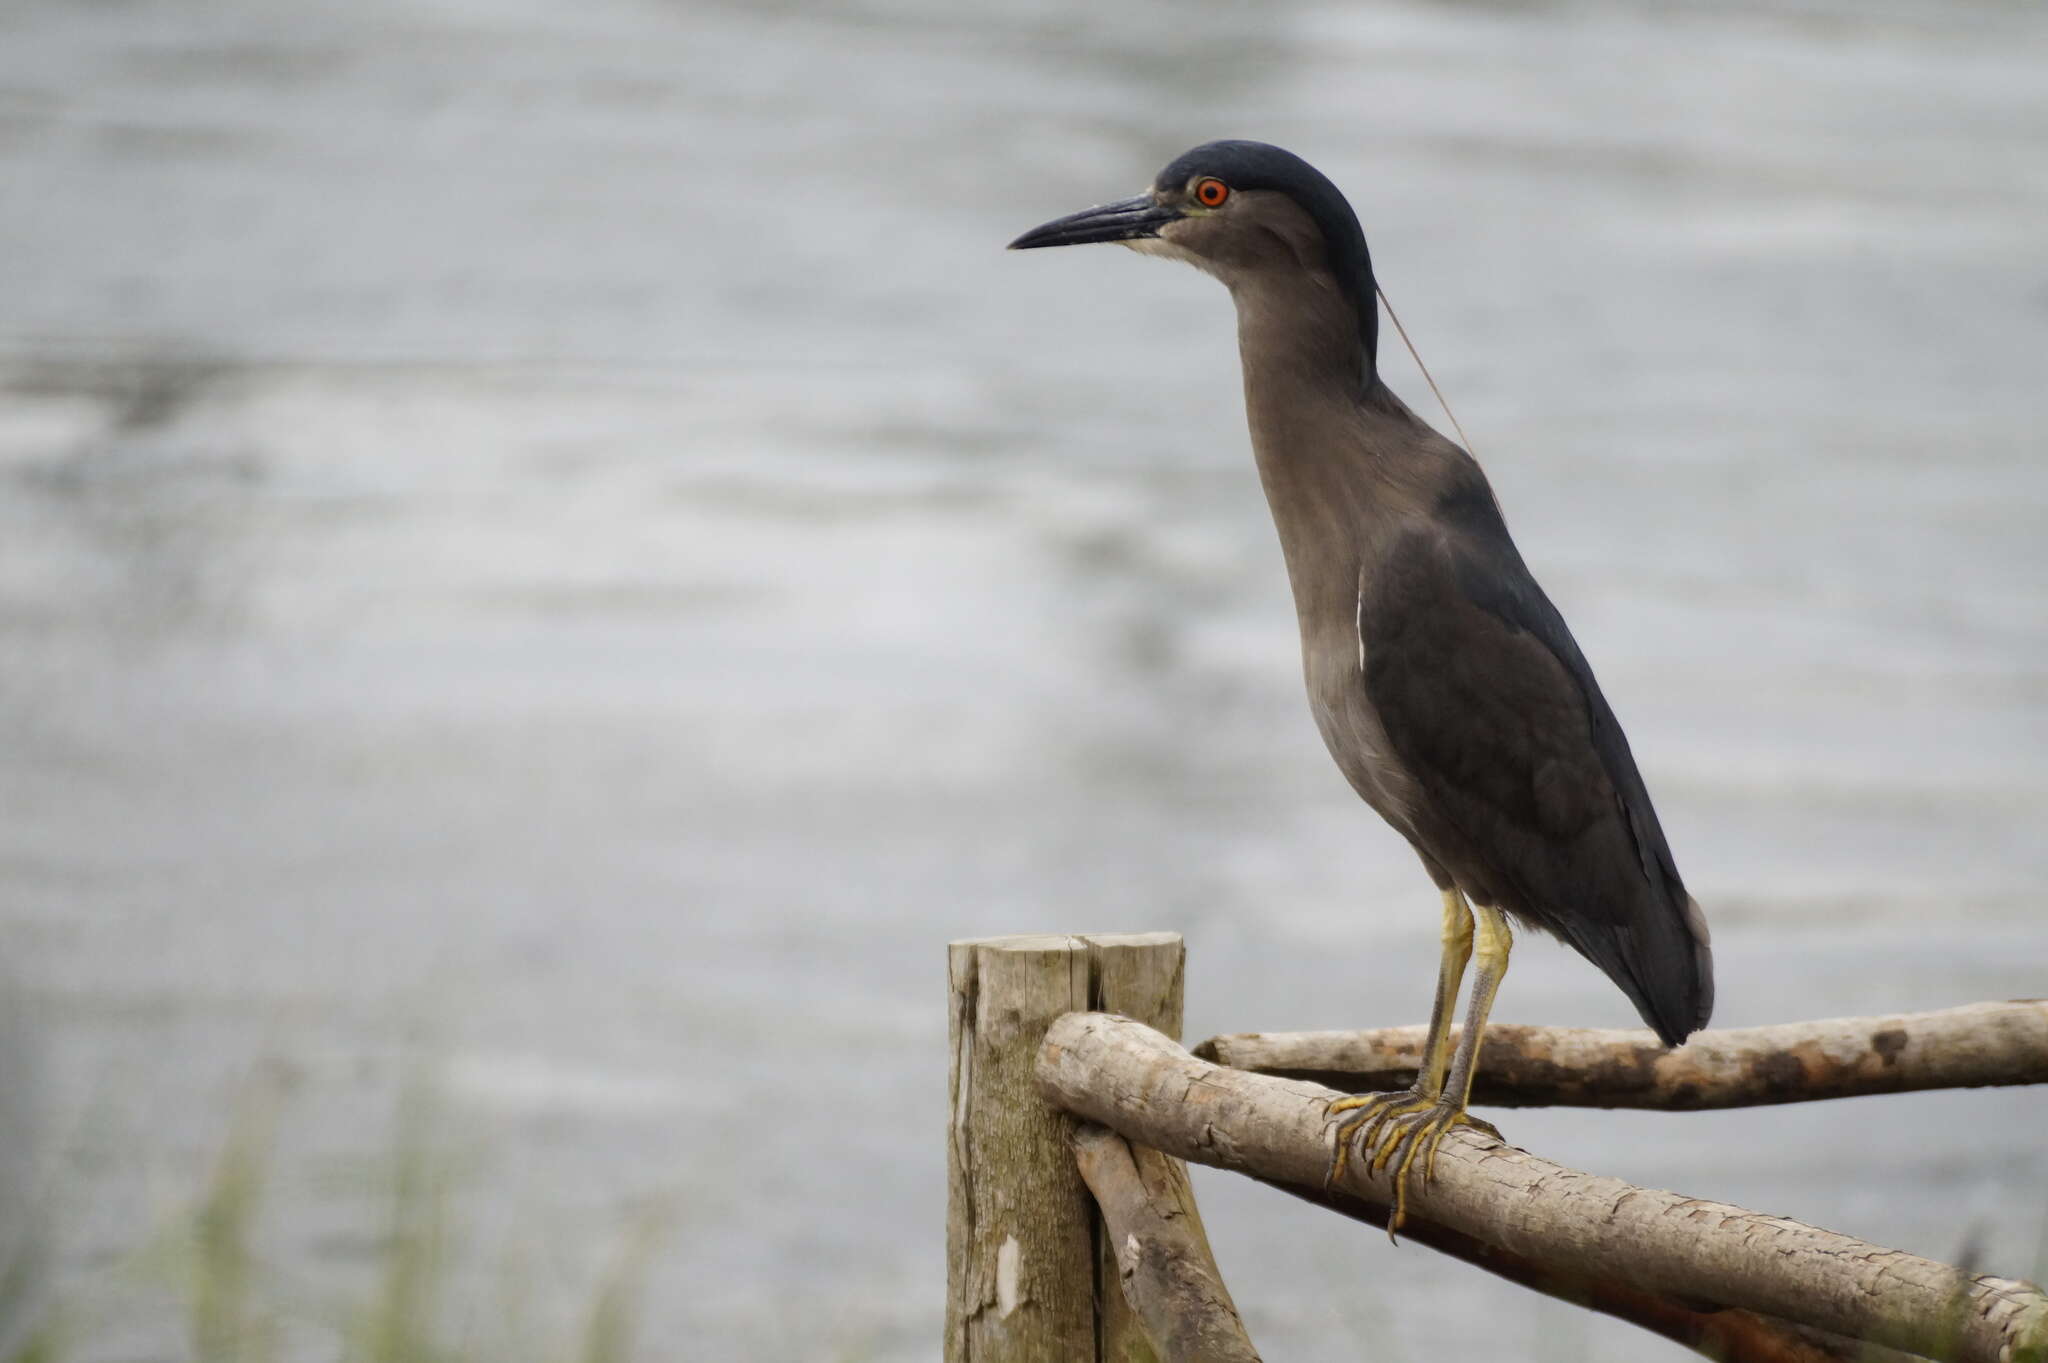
[{"left": 1361, "top": 499, "right": 1712, "bottom": 1044}]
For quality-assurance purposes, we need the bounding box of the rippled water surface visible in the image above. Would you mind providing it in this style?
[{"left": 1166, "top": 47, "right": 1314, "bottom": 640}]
[{"left": 2, "top": 0, "right": 2045, "bottom": 1357}]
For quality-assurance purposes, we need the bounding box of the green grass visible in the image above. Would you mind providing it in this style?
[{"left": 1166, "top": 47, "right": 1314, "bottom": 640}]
[{"left": 5, "top": 1065, "right": 673, "bottom": 1363}]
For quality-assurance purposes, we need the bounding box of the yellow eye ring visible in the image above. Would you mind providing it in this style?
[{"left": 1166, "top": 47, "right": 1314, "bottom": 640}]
[{"left": 1194, "top": 177, "right": 1229, "bottom": 208}]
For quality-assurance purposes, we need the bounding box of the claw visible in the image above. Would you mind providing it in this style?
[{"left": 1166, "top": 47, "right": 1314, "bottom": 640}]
[
  {"left": 1324, "top": 1088, "right": 1431, "bottom": 1212},
  {"left": 1324, "top": 1090, "right": 1403, "bottom": 1190},
  {"left": 1366, "top": 1098, "right": 1433, "bottom": 1176},
  {"left": 1324, "top": 1090, "right": 1503, "bottom": 1238},
  {"left": 1422, "top": 1111, "right": 1500, "bottom": 1185}
]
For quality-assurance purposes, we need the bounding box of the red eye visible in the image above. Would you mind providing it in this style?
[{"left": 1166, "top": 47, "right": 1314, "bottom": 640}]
[{"left": 1195, "top": 177, "right": 1229, "bottom": 208}]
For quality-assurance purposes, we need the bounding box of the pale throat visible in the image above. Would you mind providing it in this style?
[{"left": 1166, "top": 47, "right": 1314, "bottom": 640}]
[
  {"left": 1224, "top": 272, "right": 1391, "bottom": 628},
  {"left": 1230, "top": 271, "right": 1371, "bottom": 412}
]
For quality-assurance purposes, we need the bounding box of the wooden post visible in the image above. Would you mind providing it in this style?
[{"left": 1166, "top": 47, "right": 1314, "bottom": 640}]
[{"left": 946, "top": 932, "right": 1184, "bottom": 1363}]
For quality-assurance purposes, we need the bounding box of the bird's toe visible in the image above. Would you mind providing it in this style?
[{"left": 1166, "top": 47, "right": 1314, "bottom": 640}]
[{"left": 1327, "top": 1092, "right": 1503, "bottom": 1236}]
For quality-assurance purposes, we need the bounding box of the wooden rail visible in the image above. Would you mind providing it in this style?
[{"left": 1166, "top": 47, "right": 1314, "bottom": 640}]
[
  {"left": 1196, "top": 1000, "right": 2048, "bottom": 1108},
  {"left": 945, "top": 932, "right": 2048, "bottom": 1363}
]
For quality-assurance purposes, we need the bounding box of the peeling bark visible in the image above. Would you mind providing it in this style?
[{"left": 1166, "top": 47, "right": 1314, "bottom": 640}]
[
  {"left": 1072, "top": 1124, "right": 1262, "bottom": 1363},
  {"left": 1041, "top": 1011, "right": 2048, "bottom": 1363},
  {"left": 1194, "top": 1001, "right": 2048, "bottom": 1110},
  {"left": 1265, "top": 1178, "right": 1926, "bottom": 1363}
]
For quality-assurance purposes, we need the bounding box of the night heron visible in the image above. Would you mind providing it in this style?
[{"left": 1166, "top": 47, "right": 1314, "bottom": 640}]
[{"left": 1010, "top": 141, "right": 1713, "bottom": 1227}]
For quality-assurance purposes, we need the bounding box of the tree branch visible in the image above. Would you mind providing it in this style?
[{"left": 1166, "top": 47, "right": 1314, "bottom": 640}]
[
  {"left": 1040, "top": 1012, "right": 2048, "bottom": 1363},
  {"left": 1194, "top": 1000, "right": 2048, "bottom": 1110},
  {"left": 1070, "top": 1124, "right": 1263, "bottom": 1363},
  {"left": 1261, "top": 1177, "right": 1925, "bottom": 1363}
]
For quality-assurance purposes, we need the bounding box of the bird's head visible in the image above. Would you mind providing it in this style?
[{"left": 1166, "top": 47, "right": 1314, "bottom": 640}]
[{"left": 1008, "top": 140, "right": 1378, "bottom": 361}]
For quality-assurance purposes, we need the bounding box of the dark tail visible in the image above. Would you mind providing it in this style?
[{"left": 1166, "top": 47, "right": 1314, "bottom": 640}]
[{"left": 1605, "top": 893, "right": 1714, "bottom": 1047}]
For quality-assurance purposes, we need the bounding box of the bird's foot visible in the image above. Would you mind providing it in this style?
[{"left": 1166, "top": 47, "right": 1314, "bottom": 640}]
[{"left": 1325, "top": 1090, "right": 1502, "bottom": 1236}]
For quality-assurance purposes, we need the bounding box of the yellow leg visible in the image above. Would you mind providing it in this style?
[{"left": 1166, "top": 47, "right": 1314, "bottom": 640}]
[
  {"left": 1418, "top": 890, "right": 1473, "bottom": 1096},
  {"left": 1327, "top": 898, "right": 1510, "bottom": 1235},
  {"left": 1325, "top": 890, "right": 1471, "bottom": 1187},
  {"left": 1404, "top": 905, "right": 1512, "bottom": 1191}
]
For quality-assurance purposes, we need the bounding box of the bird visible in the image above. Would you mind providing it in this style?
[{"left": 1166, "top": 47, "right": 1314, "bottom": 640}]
[{"left": 1009, "top": 140, "right": 1713, "bottom": 1228}]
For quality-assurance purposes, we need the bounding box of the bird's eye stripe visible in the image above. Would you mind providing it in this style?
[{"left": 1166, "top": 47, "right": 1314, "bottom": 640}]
[{"left": 1195, "top": 177, "right": 1229, "bottom": 207}]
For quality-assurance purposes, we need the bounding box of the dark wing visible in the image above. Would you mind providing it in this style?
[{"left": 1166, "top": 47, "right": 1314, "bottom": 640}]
[{"left": 1362, "top": 488, "right": 1712, "bottom": 1045}]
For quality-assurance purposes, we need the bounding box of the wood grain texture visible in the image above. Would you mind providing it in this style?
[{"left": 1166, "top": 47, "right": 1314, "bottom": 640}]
[
  {"left": 1263, "top": 1177, "right": 1925, "bottom": 1363},
  {"left": 1072, "top": 1124, "right": 1262, "bottom": 1363},
  {"left": 1041, "top": 1011, "right": 2048, "bottom": 1363},
  {"left": 945, "top": 933, "right": 1184, "bottom": 1363},
  {"left": 1195, "top": 1000, "right": 2048, "bottom": 1110}
]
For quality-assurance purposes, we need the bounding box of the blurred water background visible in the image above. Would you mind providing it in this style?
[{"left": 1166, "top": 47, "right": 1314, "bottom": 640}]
[{"left": 2, "top": 0, "right": 2045, "bottom": 1358}]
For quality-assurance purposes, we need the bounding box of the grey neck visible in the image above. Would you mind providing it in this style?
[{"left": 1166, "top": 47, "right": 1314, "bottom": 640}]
[
  {"left": 1226, "top": 269, "right": 1429, "bottom": 628},
  {"left": 1229, "top": 270, "right": 1374, "bottom": 410}
]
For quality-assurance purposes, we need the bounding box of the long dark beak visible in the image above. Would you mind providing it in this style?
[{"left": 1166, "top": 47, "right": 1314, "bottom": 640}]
[{"left": 1007, "top": 194, "right": 1180, "bottom": 250}]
